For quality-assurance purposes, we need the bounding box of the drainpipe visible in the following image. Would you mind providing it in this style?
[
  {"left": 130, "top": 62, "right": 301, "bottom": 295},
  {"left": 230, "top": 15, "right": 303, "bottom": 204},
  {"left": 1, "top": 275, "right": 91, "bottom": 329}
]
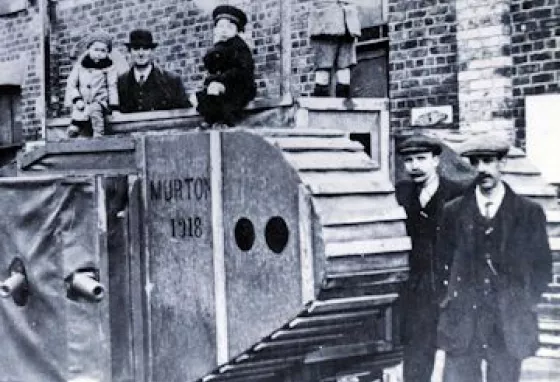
[{"left": 38, "top": 0, "right": 50, "bottom": 141}]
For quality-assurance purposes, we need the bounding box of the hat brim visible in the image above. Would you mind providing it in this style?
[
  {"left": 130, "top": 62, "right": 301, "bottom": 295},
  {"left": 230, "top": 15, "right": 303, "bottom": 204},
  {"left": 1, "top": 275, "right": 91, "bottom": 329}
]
[
  {"left": 398, "top": 146, "right": 442, "bottom": 156},
  {"left": 461, "top": 149, "right": 509, "bottom": 158},
  {"left": 125, "top": 43, "right": 158, "bottom": 49}
]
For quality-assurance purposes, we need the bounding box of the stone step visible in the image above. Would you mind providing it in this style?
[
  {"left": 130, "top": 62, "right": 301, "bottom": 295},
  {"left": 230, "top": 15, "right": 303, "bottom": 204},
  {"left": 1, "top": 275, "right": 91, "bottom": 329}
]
[
  {"left": 258, "top": 128, "right": 346, "bottom": 138},
  {"left": 520, "top": 356, "right": 560, "bottom": 381},
  {"left": 537, "top": 303, "right": 560, "bottom": 321},
  {"left": 312, "top": 194, "right": 402, "bottom": 222},
  {"left": 284, "top": 151, "right": 377, "bottom": 171},
  {"left": 540, "top": 333, "right": 560, "bottom": 346},
  {"left": 264, "top": 136, "right": 363, "bottom": 152},
  {"left": 325, "top": 237, "right": 411, "bottom": 258},
  {"left": 304, "top": 177, "right": 394, "bottom": 196},
  {"left": 319, "top": 206, "right": 406, "bottom": 227},
  {"left": 502, "top": 157, "right": 542, "bottom": 176},
  {"left": 321, "top": 220, "right": 407, "bottom": 244},
  {"left": 535, "top": 348, "right": 560, "bottom": 358}
]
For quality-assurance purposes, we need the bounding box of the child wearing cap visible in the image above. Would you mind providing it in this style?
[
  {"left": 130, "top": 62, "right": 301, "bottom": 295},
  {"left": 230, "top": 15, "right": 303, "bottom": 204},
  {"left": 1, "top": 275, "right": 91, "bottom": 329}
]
[
  {"left": 64, "top": 32, "right": 119, "bottom": 138},
  {"left": 194, "top": 5, "right": 256, "bottom": 127}
]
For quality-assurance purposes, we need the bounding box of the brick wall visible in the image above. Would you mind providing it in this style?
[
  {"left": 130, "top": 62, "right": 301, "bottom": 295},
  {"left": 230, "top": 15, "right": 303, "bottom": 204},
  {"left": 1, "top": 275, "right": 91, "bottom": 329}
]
[
  {"left": 289, "top": 0, "right": 314, "bottom": 96},
  {"left": 49, "top": 0, "right": 284, "bottom": 118},
  {"left": 387, "top": 0, "right": 459, "bottom": 131},
  {"left": 455, "top": 0, "right": 514, "bottom": 138},
  {"left": 511, "top": 0, "right": 560, "bottom": 147},
  {"left": 0, "top": 5, "right": 43, "bottom": 140}
]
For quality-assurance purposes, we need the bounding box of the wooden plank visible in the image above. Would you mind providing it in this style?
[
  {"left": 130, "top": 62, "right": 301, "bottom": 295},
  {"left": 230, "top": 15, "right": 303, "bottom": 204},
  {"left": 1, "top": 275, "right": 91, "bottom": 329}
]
[
  {"left": 257, "top": 129, "right": 346, "bottom": 138},
  {"left": 221, "top": 356, "right": 302, "bottom": 372},
  {"left": 283, "top": 151, "right": 377, "bottom": 171},
  {"left": 288, "top": 309, "right": 380, "bottom": 329},
  {"left": 325, "top": 237, "right": 411, "bottom": 257},
  {"left": 306, "top": 294, "right": 399, "bottom": 314},
  {"left": 325, "top": 252, "right": 409, "bottom": 275},
  {"left": 47, "top": 137, "right": 135, "bottom": 153},
  {"left": 540, "top": 334, "right": 560, "bottom": 346},
  {"left": 326, "top": 266, "right": 408, "bottom": 279},
  {"left": 303, "top": 340, "right": 394, "bottom": 364},
  {"left": 298, "top": 97, "right": 389, "bottom": 112},
  {"left": 127, "top": 176, "right": 147, "bottom": 382},
  {"left": 305, "top": 177, "right": 394, "bottom": 196},
  {"left": 549, "top": 237, "right": 560, "bottom": 251},
  {"left": 502, "top": 158, "right": 541, "bottom": 175},
  {"left": 299, "top": 186, "right": 315, "bottom": 304},
  {"left": 539, "top": 320, "right": 560, "bottom": 332},
  {"left": 319, "top": 206, "right": 406, "bottom": 226},
  {"left": 321, "top": 221, "right": 407, "bottom": 244},
  {"left": 265, "top": 137, "right": 363, "bottom": 152},
  {"left": 270, "top": 322, "right": 361, "bottom": 340},
  {"left": 203, "top": 372, "right": 278, "bottom": 382},
  {"left": 253, "top": 333, "right": 345, "bottom": 351},
  {"left": 211, "top": 131, "right": 228, "bottom": 364},
  {"left": 546, "top": 210, "right": 560, "bottom": 222},
  {"left": 312, "top": 194, "right": 402, "bottom": 219}
]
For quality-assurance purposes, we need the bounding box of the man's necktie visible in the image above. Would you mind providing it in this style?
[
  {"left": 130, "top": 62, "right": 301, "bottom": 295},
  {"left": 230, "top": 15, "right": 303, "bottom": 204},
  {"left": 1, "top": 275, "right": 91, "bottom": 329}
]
[
  {"left": 419, "top": 187, "right": 431, "bottom": 208},
  {"left": 138, "top": 75, "right": 145, "bottom": 85},
  {"left": 485, "top": 201, "right": 493, "bottom": 219}
]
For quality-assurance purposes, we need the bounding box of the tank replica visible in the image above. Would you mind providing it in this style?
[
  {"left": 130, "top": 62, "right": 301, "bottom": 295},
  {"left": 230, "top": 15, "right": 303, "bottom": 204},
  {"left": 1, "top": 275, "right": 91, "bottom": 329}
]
[{"left": 16, "top": 127, "right": 410, "bottom": 382}]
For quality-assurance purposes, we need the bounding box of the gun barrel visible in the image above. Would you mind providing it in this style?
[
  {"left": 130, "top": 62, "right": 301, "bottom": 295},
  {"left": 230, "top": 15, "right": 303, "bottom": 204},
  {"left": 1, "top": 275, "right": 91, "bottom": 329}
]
[
  {"left": 0, "top": 272, "right": 26, "bottom": 298},
  {"left": 70, "top": 273, "right": 105, "bottom": 301}
]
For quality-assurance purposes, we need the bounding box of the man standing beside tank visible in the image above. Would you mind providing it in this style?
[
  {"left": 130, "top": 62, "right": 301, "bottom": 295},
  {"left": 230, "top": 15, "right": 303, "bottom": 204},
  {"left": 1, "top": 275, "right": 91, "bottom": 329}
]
[
  {"left": 117, "top": 29, "right": 191, "bottom": 113},
  {"left": 436, "top": 134, "right": 552, "bottom": 382},
  {"left": 395, "top": 134, "right": 464, "bottom": 381}
]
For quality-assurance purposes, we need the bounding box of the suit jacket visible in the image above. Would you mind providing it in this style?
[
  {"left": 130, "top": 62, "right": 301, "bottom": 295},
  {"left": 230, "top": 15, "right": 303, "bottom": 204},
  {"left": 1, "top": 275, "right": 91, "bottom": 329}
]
[
  {"left": 437, "top": 182, "right": 552, "bottom": 359},
  {"left": 309, "top": 0, "right": 361, "bottom": 38},
  {"left": 396, "top": 177, "right": 464, "bottom": 293},
  {"left": 396, "top": 177, "right": 464, "bottom": 345},
  {"left": 117, "top": 65, "right": 191, "bottom": 113}
]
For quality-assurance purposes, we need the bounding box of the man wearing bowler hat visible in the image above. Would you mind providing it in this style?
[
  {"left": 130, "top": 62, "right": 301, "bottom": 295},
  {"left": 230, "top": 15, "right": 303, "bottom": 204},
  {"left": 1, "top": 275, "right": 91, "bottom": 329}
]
[
  {"left": 395, "top": 134, "right": 464, "bottom": 381},
  {"left": 436, "top": 134, "right": 552, "bottom": 381},
  {"left": 117, "top": 29, "right": 191, "bottom": 113}
]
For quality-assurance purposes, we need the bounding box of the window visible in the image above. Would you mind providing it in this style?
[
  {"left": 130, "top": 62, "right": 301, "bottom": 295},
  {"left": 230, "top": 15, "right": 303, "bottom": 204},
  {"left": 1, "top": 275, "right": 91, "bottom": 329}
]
[
  {"left": 350, "top": 1, "right": 389, "bottom": 98},
  {"left": 0, "top": 86, "right": 23, "bottom": 147}
]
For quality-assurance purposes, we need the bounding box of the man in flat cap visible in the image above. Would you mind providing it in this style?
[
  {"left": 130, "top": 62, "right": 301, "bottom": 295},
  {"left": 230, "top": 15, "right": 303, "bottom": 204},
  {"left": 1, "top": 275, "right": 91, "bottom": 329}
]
[
  {"left": 436, "top": 134, "right": 551, "bottom": 381},
  {"left": 395, "top": 134, "right": 464, "bottom": 381},
  {"left": 117, "top": 29, "right": 191, "bottom": 113},
  {"left": 193, "top": 5, "right": 256, "bottom": 127}
]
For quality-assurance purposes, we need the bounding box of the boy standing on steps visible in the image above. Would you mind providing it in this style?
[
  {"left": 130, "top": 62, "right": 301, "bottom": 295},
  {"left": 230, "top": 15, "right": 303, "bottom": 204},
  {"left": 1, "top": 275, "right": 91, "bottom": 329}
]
[{"left": 309, "top": 0, "right": 361, "bottom": 98}]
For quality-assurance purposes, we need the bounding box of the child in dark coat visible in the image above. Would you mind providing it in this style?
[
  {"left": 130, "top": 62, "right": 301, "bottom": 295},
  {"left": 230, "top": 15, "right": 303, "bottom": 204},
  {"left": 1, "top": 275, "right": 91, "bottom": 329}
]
[{"left": 195, "top": 5, "right": 256, "bottom": 127}]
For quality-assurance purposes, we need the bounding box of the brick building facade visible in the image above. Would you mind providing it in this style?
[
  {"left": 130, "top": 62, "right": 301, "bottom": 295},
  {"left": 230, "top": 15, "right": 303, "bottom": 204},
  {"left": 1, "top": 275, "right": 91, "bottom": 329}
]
[{"left": 0, "top": 0, "right": 557, "bottom": 144}]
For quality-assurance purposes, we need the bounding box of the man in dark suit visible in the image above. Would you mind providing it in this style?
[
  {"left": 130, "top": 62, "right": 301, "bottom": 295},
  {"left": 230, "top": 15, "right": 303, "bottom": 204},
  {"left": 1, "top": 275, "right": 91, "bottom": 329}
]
[
  {"left": 437, "top": 134, "right": 552, "bottom": 382},
  {"left": 395, "top": 134, "right": 464, "bottom": 381},
  {"left": 117, "top": 29, "right": 191, "bottom": 113}
]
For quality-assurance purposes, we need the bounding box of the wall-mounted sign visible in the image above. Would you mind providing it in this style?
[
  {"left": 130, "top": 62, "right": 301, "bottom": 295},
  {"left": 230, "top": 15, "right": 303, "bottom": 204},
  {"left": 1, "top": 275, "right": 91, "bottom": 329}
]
[
  {"left": 411, "top": 105, "right": 453, "bottom": 127},
  {"left": 0, "top": 0, "right": 27, "bottom": 15}
]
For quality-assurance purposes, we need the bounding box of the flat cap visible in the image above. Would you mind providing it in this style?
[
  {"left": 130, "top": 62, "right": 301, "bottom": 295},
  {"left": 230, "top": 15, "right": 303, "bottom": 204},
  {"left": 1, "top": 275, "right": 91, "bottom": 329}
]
[
  {"left": 213, "top": 5, "right": 248, "bottom": 31},
  {"left": 460, "top": 133, "right": 510, "bottom": 158},
  {"left": 397, "top": 134, "right": 442, "bottom": 155}
]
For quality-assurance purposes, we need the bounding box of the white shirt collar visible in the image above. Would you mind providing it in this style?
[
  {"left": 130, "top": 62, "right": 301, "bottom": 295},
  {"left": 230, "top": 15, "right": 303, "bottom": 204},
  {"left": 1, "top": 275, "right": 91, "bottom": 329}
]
[
  {"left": 418, "top": 174, "right": 439, "bottom": 207},
  {"left": 475, "top": 181, "right": 505, "bottom": 218},
  {"left": 133, "top": 64, "right": 153, "bottom": 83}
]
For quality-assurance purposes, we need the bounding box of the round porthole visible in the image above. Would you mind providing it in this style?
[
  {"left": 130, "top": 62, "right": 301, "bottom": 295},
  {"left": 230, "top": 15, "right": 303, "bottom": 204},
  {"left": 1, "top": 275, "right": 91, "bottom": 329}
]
[
  {"left": 234, "top": 218, "right": 255, "bottom": 251},
  {"left": 265, "top": 216, "right": 289, "bottom": 254}
]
